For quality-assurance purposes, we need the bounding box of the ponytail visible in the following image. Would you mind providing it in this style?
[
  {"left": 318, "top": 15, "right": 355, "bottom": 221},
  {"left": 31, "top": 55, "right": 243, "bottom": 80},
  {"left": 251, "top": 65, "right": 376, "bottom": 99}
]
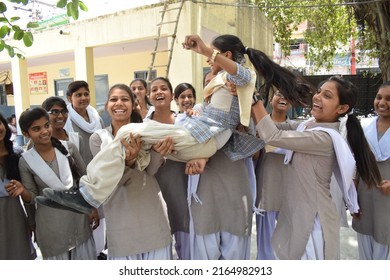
[
  {"left": 346, "top": 114, "right": 382, "bottom": 187},
  {"left": 246, "top": 48, "right": 314, "bottom": 106}
]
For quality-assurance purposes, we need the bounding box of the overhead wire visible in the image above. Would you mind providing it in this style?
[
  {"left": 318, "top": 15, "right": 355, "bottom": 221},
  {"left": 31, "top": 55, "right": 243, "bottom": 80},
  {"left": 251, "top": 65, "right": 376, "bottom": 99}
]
[{"left": 189, "top": 0, "right": 389, "bottom": 9}]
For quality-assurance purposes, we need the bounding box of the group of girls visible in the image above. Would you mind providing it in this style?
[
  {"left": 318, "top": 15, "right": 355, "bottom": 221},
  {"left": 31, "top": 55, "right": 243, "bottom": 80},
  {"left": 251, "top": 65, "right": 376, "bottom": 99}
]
[{"left": 2, "top": 33, "right": 388, "bottom": 260}]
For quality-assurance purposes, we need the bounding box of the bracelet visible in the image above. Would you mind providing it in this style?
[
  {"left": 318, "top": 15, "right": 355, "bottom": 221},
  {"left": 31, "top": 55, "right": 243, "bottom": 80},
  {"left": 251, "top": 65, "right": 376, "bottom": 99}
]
[{"left": 210, "top": 49, "right": 220, "bottom": 63}]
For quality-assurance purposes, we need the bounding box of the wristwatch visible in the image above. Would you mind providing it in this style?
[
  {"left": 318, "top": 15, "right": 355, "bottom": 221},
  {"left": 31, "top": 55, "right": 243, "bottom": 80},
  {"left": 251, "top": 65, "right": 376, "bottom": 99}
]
[
  {"left": 252, "top": 92, "right": 263, "bottom": 106},
  {"left": 210, "top": 49, "right": 220, "bottom": 63}
]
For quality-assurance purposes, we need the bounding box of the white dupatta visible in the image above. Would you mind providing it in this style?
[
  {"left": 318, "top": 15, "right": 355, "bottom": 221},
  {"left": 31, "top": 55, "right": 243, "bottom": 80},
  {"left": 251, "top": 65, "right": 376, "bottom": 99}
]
[
  {"left": 64, "top": 104, "right": 102, "bottom": 133},
  {"left": 22, "top": 142, "right": 73, "bottom": 191},
  {"left": 361, "top": 116, "right": 390, "bottom": 162}
]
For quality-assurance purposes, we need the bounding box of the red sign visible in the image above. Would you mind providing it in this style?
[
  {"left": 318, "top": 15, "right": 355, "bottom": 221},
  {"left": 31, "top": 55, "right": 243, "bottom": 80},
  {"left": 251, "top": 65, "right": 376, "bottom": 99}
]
[{"left": 29, "top": 72, "right": 48, "bottom": 94}]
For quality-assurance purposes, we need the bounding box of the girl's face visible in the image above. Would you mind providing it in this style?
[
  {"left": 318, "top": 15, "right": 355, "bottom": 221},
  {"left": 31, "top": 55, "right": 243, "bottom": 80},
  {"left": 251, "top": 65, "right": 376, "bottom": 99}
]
[
  {"left": 47, "top": 104, "right": 68, "bottom": 130},
  {"left": 130, "top": 81, "right": 147, "bottom": 104},
  {"left": 23, "top": 117, "right": 52, "bottom": 146},
  {"left": 311, "top": 81, "right": 349, "bottom": 123},
  {"left": 374, "top": 86, "right": 390, "bottom": 119},
  {"left": 106, "top": 88, "right": 133, "bottom": 123},
  {"left": 175, "top": 89, "right": 195, "bottom": 112},
  {"left": 271, "top": 90, "right": 291, "bottom": 114},
  {"left": 149, "top": 79, "right": 173, "bottom": 109},
  {"left": 67, "top": 87, "right": 90, "bottom": 112}
]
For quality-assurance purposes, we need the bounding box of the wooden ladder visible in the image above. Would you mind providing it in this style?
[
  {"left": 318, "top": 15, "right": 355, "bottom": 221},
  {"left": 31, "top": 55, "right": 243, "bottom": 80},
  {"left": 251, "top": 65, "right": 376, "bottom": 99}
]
[{"left": 146, "top": 0, "right": 185, "bottom": 83}]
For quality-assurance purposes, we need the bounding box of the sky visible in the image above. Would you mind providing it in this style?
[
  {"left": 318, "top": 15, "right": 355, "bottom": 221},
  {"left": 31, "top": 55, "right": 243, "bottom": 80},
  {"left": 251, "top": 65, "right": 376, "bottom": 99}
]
[{"left": 8, "top": 0, "right": 160, "bottom": 26}]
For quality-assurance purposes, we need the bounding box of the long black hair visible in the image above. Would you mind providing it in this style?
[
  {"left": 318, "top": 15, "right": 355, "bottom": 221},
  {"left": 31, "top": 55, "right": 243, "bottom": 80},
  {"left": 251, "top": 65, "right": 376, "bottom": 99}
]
[
  {"left": 42, "top": 96, "right": 67, "bottom": 111},
  {"left": 211, "top": 34, "right": 314, "bottom": 106},
  {"left": 328, "top": 76, "right": 382, "bottom": 187},
  {"left": 19, "top": 108, "right": 82, "bottom": 182},
  {"left": 0, "top": 113, "right": 20, "bottom": 180}
]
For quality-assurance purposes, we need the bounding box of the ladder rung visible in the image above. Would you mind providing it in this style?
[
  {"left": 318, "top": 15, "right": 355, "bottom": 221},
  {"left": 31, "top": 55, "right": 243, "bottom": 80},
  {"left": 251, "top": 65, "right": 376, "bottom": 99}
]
[
  {"left": 160, "top": 7, "right": 181, "bottom": 13},
  {"left": 157, "top": 20, "right": 177, "bottom": 26},
  {"left": 151, "top": 49, "right": 170, "bottom": 54},
  {"left": 154, "top": 34, "right": 174, "bottom": 40},
  {"left": 151, "top": 64, "right": 169, "bottom": 68}
]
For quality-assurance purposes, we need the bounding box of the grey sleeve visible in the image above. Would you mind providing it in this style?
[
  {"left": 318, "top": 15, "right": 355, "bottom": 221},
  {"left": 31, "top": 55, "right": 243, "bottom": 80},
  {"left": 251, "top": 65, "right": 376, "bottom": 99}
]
[
  {"left": 67, "top": 141, "right": 87, "bottom": 176},
  {"left": 18, "top": 158, "right": 39, "bottom": 204}
]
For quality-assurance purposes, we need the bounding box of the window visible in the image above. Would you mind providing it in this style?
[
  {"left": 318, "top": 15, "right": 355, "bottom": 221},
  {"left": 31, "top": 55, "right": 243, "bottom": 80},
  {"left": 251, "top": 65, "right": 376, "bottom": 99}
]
[{"left": 134, "top": 70, "right": 157, "bottom": 81}]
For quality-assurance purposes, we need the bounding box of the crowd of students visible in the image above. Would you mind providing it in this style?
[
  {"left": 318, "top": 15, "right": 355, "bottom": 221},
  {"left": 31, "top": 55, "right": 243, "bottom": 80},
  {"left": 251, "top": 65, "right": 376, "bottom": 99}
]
[{"left": 1, "top": 34, "right": 389, "bottom": 260}]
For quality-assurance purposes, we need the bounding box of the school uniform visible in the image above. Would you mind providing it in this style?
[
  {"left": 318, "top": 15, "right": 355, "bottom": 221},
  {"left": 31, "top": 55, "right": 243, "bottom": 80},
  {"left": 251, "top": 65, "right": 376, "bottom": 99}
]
[
  {"left": 0, "top": 165, "right": 36, "bottom": 260},
  {"left": 19, "top": 142, "right": 95, "bottom": 259},
  {"left": 64, "top": 104, "right": 106, "bottom": 257},
  {"left": 90, "top": 127, "right": 172, "bottom": 260},
  {"left": 352, "top": 117, "right": 390, "bottom": 259},
  {"left": 256, "top": 116, "right": 357, "bottom": 259}
]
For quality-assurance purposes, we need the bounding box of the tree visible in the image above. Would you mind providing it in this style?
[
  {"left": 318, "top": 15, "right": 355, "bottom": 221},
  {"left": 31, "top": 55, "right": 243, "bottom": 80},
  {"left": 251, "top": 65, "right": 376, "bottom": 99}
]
[
  {"left": 0, "top": 0, "right": 87, "bottom": 58},
  {"left": 254, "top": 0, "right": 390, "bottom": 82}
]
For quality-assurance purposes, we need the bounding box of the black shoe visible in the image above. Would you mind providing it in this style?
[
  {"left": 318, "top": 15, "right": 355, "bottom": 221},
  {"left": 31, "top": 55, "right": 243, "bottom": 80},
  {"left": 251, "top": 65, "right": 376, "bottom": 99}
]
[
  {"left": 97, "top": 252, "right": 107, "bottom": 260},
  {"left": 36, "top": 196, "right": 84, "bottom": 214},
  {"left": 43, "top": 188, "right": 93, "bottom": 215}
]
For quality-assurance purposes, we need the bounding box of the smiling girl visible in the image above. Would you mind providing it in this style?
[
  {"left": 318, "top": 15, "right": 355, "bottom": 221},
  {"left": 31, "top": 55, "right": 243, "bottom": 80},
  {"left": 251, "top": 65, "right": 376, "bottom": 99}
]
[
  {"left": 251, "top": 76, "right": 382, "bottom": 260},
  {"left": 88, "top": 84, "right": 172, "bottom": 259},
  {"left": 352, "top": 82, "right": 390, "bottom": 259},
  {"left": 18, "top": 108, "right": 97, "bottom": 260}
]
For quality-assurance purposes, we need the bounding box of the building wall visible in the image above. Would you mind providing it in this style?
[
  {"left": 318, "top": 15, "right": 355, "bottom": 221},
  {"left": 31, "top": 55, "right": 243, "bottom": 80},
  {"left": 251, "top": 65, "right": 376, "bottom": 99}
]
[{"left": 0, "top": 0, "right": 273, "bottom": 116}]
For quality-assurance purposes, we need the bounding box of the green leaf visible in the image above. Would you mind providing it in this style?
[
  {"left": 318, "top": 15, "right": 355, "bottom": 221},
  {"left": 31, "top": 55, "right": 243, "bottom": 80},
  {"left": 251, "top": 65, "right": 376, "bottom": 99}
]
[
  {"left": 79, "top": 1, "right": 88, "bottom": 12},
  {"left": 57, "top": 0, "right": 67, "bottom": 9},
  {"left": 23, "top": 31, "right": 33, "bottom": 47},
  {"left": 0, "top": 17, "right": 7, "bottom": 22},
  {"left": 9, "top": 0, "right": 28, "bottom": 4},
  {"left": 10, "top": 16, "right": 21, "bottom": 22},
  {"left": 0, "top": 25, "right": 9, "bottom": 38},
  {"left": 67, "top": 2, "right": 79, "bottom": 20},
  {"left": 5, "top": 45, "right": 15, "bottom": 58},
  {"left": 12, "top": 25, "right": 21, "bottom": 32},
  {"left": 17, "top": 53, "right": 25, "bottom": 59},
  {"left": 0, "top": 2, "right": 7, "bottom": 13},
  {"left": 27, "top": 22, "right": 40, "bottom": 28},
  {"left": 13, "top": 30, "right": 24, "bottom": 40},
  {"left": 0, "top": 39, "right": 4, "bottom": 52}
]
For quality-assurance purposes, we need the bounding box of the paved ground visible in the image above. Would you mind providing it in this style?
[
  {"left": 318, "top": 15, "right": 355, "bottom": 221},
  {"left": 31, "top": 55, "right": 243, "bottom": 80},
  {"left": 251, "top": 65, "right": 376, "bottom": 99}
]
[{"left": 339, "top": 215, "right": 359, "bottom": 260}]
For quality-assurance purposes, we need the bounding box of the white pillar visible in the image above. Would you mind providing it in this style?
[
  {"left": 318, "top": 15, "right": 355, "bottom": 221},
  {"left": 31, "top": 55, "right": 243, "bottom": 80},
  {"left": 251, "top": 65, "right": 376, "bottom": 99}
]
[
  {"left": 11, "top": 57, "right": 30, "bottom": 135},
  {"left": 74, "top": 46, "right": 96, "bottom": 107}
]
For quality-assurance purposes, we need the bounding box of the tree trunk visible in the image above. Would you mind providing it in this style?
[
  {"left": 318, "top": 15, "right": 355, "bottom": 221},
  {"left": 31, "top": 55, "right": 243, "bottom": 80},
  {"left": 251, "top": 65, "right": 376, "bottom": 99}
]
[{"left": 353, "top": 1, "right": 390, "bottom": 82}]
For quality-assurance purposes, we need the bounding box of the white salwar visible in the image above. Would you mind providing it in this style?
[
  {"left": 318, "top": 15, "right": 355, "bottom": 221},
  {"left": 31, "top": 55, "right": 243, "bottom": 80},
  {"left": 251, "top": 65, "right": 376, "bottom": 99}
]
[
  {"left": 108, "top": 245, "right": 172, "bottom": 260},
  {"left": 357, "top": 233, "right": 390, "bottom": 260}
]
